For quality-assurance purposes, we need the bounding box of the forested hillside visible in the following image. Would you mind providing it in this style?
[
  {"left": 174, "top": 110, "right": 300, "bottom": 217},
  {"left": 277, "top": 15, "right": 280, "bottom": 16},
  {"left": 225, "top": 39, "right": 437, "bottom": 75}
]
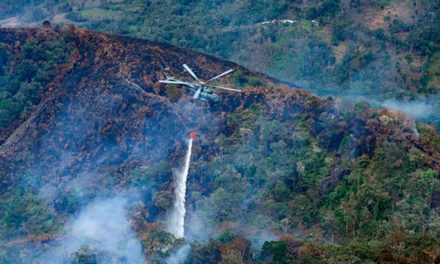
[
  {"left": 0, "top": 26, "right": 439, "bottom": 263},
  {"left": 1, "top": 0, "right": 440, "bottom": 124},
  {"left": 1, "top": 1, "right": 440, "bottom": 263}
]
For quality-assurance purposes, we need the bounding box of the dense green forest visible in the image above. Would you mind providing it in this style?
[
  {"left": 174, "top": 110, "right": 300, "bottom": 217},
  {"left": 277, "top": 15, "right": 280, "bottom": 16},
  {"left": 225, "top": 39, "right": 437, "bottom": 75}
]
[
  {"left": 1, "top": 0, "right": 440, "bottom": 123},
  {"left": 0, "top": 38, "right": 72, "bottom": 132}
]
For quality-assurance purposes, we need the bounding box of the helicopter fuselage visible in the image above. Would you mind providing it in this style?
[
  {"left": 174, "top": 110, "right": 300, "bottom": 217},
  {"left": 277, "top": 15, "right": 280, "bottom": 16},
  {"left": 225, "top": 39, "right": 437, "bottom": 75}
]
[
  {"left": 165, "top": 80, "right": 220, "bottom": 103},
  {"left": 191, "top": 84, "right": 220, "bottom": 103}
]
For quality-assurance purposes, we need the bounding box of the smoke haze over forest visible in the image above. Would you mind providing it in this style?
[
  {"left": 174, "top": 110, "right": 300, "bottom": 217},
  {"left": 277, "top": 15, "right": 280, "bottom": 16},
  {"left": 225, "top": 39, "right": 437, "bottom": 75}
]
[{"left": 0, "top": 1, "right": 439, "bottom": 263}]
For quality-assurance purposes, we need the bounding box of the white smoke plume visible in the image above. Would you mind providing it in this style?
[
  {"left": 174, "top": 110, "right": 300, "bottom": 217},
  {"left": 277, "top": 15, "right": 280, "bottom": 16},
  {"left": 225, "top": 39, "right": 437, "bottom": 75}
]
[
  {"left": 167, "top": 138, "right": 193, "bottom": 238},
  {"left": 381, "top": 99, "right": 435, "bottom": 119},
  {"left": 342, "top": 95, "right": 438, "bottom": 120},
  {"left": 166, "top": 244, "right": 191, "bottom": 264},
  {"left": 38, "top": 195, "right": 144, "bottom": 264},
  {"left": 184, "top": 209, "right": 211, "bottom": 242},
  {"left": 250, "top": 230, "right": 278, "bottom": 250}
]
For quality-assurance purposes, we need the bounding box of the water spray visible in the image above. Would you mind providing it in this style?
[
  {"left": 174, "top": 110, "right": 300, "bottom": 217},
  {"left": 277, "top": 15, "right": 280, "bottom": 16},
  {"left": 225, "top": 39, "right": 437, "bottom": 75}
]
[{"left": 167, "top": 133, "right": 194, "bottom": 238}]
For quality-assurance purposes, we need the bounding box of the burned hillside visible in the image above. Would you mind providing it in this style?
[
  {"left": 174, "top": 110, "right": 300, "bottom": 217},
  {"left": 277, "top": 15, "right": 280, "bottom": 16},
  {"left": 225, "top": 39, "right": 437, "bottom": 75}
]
[{"left": 0, "top": 26, "right": 439, "bottom": 263}]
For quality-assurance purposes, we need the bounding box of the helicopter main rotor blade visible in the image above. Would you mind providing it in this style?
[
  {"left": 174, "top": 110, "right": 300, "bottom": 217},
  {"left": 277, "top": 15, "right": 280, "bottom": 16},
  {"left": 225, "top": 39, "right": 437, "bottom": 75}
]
[
  {"left": 210, "top": 85, "right": 242, "bottom": 92},
  {"left": 193, "top": 87, "right": 202, "bottom": 99},
  {"left": 159, "top": 80, "right": 191, "bottom": 85},
  {"left": 206, "top": 69, "right": 234, "bottom": 83},
  {"left": 183, "top": 64, "right": 199, "bottom": 81}
]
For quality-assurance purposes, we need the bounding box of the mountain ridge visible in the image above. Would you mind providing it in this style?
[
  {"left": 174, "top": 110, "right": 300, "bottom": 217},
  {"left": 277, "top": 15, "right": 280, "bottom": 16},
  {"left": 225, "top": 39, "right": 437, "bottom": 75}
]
[{"left": 0, "top": 25, "right": 439, "bottom": 263}]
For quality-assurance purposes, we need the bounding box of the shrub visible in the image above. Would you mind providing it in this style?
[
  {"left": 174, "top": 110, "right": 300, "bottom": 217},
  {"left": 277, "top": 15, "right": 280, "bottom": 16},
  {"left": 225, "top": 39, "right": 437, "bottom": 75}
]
[
  {"left": 15, "top": 60, "right": 37, "bottom": 82},
  {"left": 248, "top": 76, "right": 263, "bottom": 86},
  {"left": 261, "top": 241, "right": 288, "bottom": 263},
  {"left": 217, "top": 229, "right": 237, "bottom": 243},
  {"left": 2, "top": 192, "right": 57, "bottom": 237},
  {"left": 232, "top": 70, "right": 247, "bottom": 86}
]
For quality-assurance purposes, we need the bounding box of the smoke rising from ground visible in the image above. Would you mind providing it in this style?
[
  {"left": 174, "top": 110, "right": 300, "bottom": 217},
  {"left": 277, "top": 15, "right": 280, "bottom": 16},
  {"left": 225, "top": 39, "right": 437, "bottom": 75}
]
[
  {"left": 166, "top": 244, "right": 191, "bottom": 264},
  {"left": 39, "top": 195, "right": 144, "bottom": 264},
  {"left": 343, "top": 95, "right": 438, "bottom": 120},
  {"left": 381, "top": 99, "right": 435, "bottom": 119},
  {"left": 250, "top": 230, "right": 278, "bottom": 250}
]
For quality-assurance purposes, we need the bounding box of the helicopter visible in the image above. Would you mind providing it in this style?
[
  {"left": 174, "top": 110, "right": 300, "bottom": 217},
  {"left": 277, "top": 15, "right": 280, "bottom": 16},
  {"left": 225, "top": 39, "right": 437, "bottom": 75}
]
[{"left": 159, "top": 64, "right": 241, "bottom": 103}]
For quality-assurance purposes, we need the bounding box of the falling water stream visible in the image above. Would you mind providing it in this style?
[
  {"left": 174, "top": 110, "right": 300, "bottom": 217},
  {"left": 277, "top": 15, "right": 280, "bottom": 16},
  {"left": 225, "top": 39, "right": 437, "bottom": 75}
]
[{"left": 167, "top": 138, "right": 193, "bottom": 238}]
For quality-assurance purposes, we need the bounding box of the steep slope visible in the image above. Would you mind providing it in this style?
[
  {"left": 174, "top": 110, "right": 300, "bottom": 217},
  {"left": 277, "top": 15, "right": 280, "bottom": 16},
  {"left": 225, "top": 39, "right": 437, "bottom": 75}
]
[
  {"left": 1, "top": 0, "right": 439, "bottom": 124},
  {"left": 0, "top": 26, "right": 439, "bottom": 263},
  {"left": 0, "top": 25, "right": 282, "bottom": 184}
]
